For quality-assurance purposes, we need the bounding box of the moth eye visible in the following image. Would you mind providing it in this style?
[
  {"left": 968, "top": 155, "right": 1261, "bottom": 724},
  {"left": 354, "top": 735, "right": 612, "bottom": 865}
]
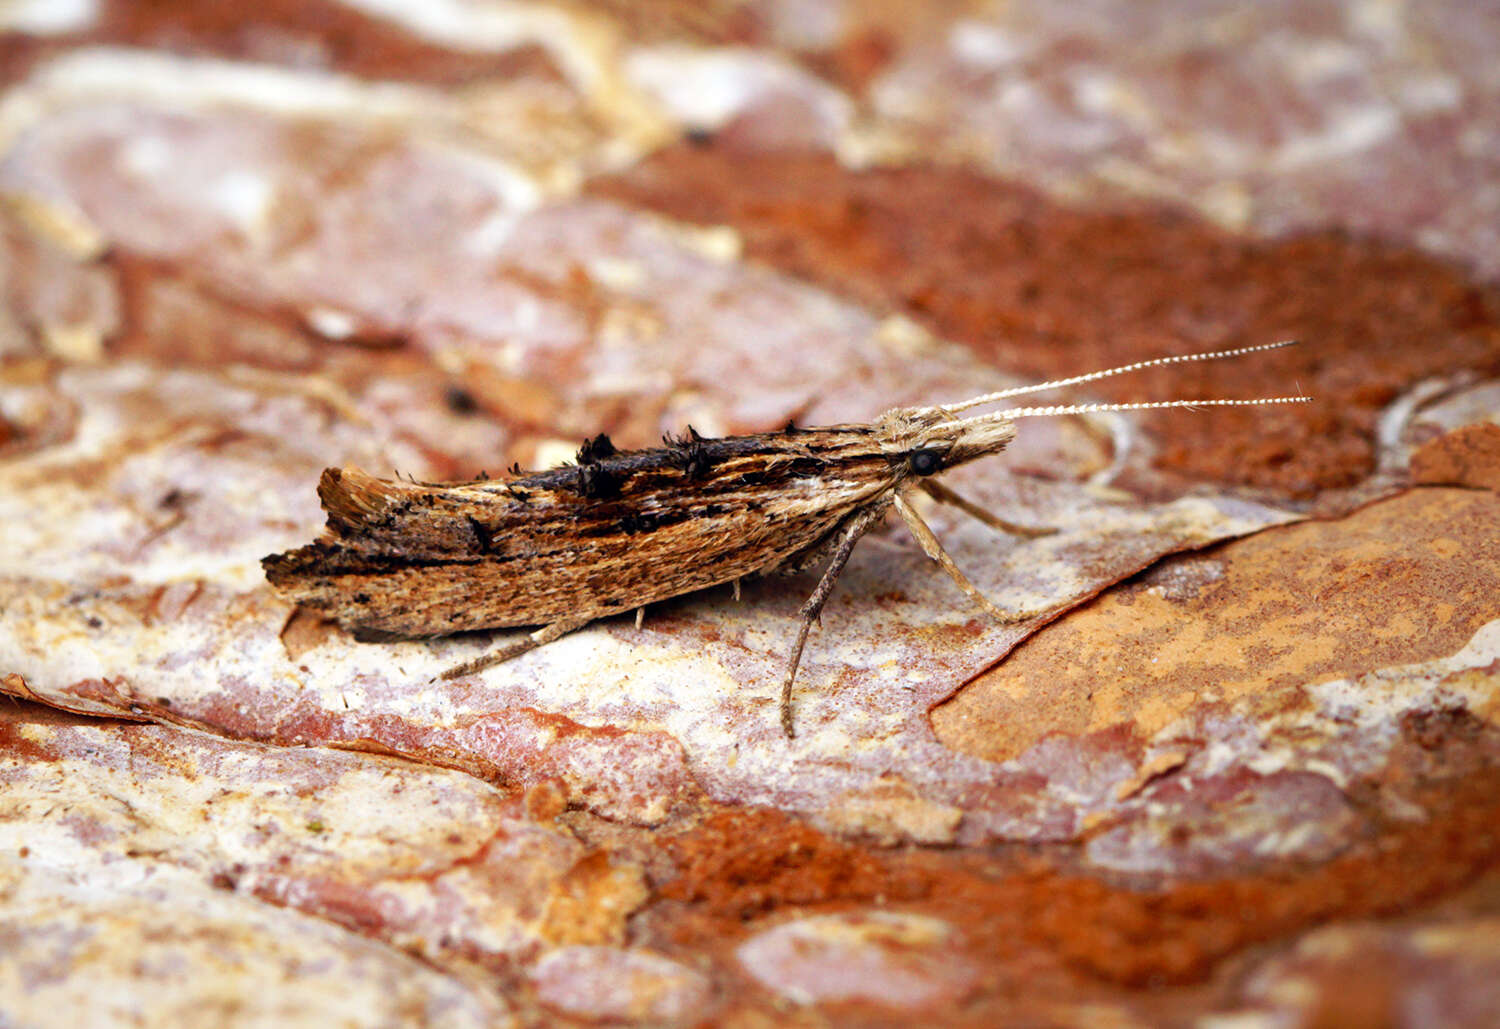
[{"left": 908, "top": 448, "right": 944, "bottom": 475}]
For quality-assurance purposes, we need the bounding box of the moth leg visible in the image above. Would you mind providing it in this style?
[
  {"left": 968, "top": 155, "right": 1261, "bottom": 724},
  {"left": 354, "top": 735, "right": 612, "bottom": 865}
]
[
  {"left": 919, "top": 479, "right": 1056, "bottom": 538},
  {"left": 894, "top": 490, "right": 1021, "bottom": 622},
  {"left": 781, "top": 503, "right": 888, "bottom": 739},
  {"left": 635, "top": 606, "right": 646, "bottom": 630},
  {"left": 438, "top": 617, "right": 590, "bottom": 681}
]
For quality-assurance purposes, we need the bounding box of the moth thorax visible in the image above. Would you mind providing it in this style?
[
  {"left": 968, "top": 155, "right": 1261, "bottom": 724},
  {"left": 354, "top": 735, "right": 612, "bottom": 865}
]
[{"left": 875, "top": 407, "right": 946, "bottom": 453}]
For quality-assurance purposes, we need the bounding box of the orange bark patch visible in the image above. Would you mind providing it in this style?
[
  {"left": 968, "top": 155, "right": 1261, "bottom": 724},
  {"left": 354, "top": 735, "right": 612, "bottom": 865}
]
[
  {"left": 1016, "top": 714, "right": 1500, "bottom": 986},
  {"left": 662, "top": 809, "right": 930, "bottom": 920},
  {"left": 658, "top": 716, "right": 1500, "bottom": 993},
  {"left": 1412, "top": 422, "right": 1500, "bottom": 491},
  {"left": 933, "top": 487, "right": 1500, "bottom": 764}
]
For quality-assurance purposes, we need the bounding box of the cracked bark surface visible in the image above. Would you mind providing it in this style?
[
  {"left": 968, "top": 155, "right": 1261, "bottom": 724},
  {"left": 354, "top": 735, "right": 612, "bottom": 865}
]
[{"left": 3, "top": 2, "right": 1499, "bottom": 1025}]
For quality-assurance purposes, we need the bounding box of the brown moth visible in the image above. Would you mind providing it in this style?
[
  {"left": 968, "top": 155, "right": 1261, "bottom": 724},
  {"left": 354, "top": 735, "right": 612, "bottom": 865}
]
[{"left": 264, "top": 341, "right": 1308, "bottom": 737}]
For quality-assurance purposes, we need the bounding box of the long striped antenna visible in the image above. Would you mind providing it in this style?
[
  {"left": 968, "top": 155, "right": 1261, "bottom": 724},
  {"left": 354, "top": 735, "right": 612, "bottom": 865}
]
[
  {"left": 939, "top": 340, "right": 1301, "bottom": 415},
  {"left": 966, "top": 395, "right": 1312, "bottom": 424}
]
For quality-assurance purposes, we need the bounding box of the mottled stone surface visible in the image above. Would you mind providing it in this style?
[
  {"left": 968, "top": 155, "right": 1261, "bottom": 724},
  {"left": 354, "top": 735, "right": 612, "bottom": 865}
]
[{"left": 2, "top": 1, "right": 1498, "bottom": 1025}]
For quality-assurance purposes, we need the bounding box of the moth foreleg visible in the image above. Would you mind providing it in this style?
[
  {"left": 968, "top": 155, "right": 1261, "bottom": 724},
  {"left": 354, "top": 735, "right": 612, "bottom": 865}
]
[
  {"left": 919, "top": 479, "right": 1056, "bottom": 538},
  {"left": 780, "top": 503, "right": 888, "bottom": 739},
  {"left": 438, "top": 617, "right": 590, "bottom": 681},
  {"left": 894, "top": 490, "right": 1022, "bottom": 622}
]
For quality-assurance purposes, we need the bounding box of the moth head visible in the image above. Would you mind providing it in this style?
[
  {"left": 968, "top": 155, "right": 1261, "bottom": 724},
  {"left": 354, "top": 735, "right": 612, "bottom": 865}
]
[{"left": 876, "top": 407, "right": 1017, "bottom": 478}]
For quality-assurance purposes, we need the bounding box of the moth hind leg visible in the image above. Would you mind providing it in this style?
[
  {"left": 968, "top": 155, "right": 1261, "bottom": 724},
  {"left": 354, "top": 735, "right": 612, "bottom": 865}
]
[
  {"left": 437, "top": 617, "right": 590, "bottom": 681},
  {"left": 780, "top": 503, "right": 889, "bottom": 739},
  {"left": 893, "top": 491, "right": 1032, "bottom": 623}
]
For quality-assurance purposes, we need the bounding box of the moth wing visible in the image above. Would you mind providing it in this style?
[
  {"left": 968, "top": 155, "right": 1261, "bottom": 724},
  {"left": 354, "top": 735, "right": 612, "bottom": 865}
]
[
  {"left": 266, "top": 437, "right": 895, "bottom": 637},
  {"left": 263, "top": 467, "right": 572, "bottom": 631}
]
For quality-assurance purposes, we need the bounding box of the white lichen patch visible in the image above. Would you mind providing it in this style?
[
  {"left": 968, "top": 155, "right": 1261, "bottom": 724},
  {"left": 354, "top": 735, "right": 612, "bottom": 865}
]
[
  {"left": 737, "top": 912, "right": 977, "bottom": 1009},
  {"left": 0, "top": 0, "right": 97, "bottom": 35},
  {"left": 0, "top": 713, "right": 631, "bottom": 1021},
  {"left": 531, "top": 946, "right": 711, "bottom": 1023},
  {"left": 625, "top": 45, "right": 852, "bottom": 141}
]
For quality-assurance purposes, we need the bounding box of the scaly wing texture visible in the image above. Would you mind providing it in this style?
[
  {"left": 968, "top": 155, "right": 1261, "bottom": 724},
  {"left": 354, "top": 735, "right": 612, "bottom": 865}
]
[{"left": 263, "top": 429, "right": 898, "bottom": 634}]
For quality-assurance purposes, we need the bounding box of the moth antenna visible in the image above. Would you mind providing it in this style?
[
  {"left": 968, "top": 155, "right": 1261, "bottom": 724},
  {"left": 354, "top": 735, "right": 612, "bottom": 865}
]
[
  {"left": 939, "top": 340, "right": 1300, "bottom": 414},
  {"left": 975, "top": 395, "right": 1312, "bottom": 423}
]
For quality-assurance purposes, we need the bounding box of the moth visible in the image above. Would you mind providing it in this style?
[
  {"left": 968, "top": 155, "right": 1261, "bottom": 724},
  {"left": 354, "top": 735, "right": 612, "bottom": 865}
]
[{"left": 264, "top": 341, "right": 1308, "bottom": 737}]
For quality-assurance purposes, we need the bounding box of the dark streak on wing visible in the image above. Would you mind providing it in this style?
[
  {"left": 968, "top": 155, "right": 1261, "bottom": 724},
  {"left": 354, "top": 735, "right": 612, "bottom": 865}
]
[
  {"left": 516, "top": 427, "right": 873, "bottom": 493},
  {"left": 262, "top": 425, "right": 896, "bottom": 635}
]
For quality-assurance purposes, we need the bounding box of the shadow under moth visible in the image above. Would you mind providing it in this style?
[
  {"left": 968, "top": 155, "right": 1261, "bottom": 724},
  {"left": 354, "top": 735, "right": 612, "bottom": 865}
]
[{"left": 264, "top": 341, "right": 1309, "bottom": 737}]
